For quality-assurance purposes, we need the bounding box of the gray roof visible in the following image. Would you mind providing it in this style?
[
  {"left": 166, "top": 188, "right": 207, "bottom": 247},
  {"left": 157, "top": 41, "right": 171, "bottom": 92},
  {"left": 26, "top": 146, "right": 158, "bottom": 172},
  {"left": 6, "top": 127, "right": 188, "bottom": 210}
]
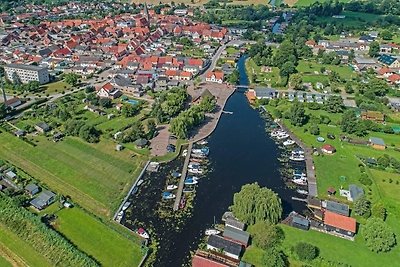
[
  {"left": 369, "top": 137, "right": 385, "bottom": 146},
  {"left": 326, "top": 200, "right": 349, "bottom": 216},
  {"left": 254, "top": 87, "right": 277, "bottom": 98},
  {"left": 226, "top": 218, "right": 245, "bottom": 230},
  {"left": 111, "top": 75, "right": 133, "bottom": 87},
  {"left": 223, "top": 226, "right": 250, "bottom": 245},
  {"left": 30, "top": 190, "right": 56, "bottom": 209},
  {"left": 349, "top": 184, "right": 364, "bottom": 201},
  {"left": 6, "top": 63, "right": 47, "bottom": 71},
  {"left": 207, "top": 235, "right": 242, "bottom": 256},
  {"left": 292, "top": 215, "right": 310, "bottom": 227},
  {"left": 25, "top": 183, "right": 39, "bottom": 193}
]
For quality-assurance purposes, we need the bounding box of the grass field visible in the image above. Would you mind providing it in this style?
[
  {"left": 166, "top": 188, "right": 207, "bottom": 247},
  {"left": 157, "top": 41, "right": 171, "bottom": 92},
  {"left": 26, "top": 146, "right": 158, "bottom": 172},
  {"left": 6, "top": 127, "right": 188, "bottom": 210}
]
[
  {"left": 0, "top": 133, "right": 146, "bottom": 217},
  {"left": 0, "top": 256, "right": 11, "bottom": 267},
  {"left": 370, "top": 169, "right": 400, "bottom": 203},
  {"left": 41, "top": 80, "right": 71, "bottom": 94},
  {"left": 295, "top": 0, "right": 351, "bottom": 6},
  {"left": 315, "top": 11, "right": 382, "bottom": 27},
  {"left": 246, "top": 58, "right": 281, "bottom": 87},
  {"left": 0, "top": 224, "right": 52, "bottom": 267},
  {"left": 54, "top": 208, "right": 143, "bottom": 267},
  {"left": 297, "top": 60, "right": 356, "bottom": 81}
]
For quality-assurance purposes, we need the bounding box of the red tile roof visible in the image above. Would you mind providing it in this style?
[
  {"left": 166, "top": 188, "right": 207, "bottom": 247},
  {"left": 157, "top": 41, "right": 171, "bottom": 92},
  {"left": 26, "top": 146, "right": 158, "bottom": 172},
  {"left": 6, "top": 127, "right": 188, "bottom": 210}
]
[
  {"left": 324, "top": 211, "right": 356, "bottom": 233},
  {"left": 192, "top": 255, "right": 229, "bottom": 267}
]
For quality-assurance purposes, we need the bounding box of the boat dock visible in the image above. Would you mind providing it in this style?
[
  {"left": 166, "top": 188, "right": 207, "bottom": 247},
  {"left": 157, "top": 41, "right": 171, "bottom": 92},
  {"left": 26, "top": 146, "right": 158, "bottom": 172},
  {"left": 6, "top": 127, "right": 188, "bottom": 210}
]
[
  {"left": 173, "top": 142, "right": 193, "bottom": 211},
  {"left": 274, "top": 119, "right": 318, "bottom": 197}
]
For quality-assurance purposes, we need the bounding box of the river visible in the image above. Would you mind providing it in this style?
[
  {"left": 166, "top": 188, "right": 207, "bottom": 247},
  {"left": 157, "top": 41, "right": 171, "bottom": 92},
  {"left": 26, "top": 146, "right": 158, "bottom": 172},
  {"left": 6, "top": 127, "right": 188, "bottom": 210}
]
[{"left": 123, "top": 55, "right": 305, "bottom": 266}]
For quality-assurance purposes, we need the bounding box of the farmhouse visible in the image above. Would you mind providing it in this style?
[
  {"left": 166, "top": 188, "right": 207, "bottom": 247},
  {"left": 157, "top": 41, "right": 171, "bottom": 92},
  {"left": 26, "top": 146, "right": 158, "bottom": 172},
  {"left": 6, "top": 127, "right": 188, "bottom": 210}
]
[
  {"left": 369, "top": 137, "right": 386, "bottom": 150},
  {"left": 207, "top": 235, "right": 242, "bottom": 260},
  {"left": 30, "top": 190, "right": 56, "bottom": 210},
  {"left": 323, "top": 211, "right": 357, "bottom": 238}
]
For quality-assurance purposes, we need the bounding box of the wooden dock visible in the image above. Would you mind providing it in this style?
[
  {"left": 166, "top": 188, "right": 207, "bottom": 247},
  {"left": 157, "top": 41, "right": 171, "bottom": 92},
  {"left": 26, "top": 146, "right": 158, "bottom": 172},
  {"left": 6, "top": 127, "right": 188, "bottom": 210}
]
[{"left": 173, "top": 142, "right": 193, "bottom": 211}]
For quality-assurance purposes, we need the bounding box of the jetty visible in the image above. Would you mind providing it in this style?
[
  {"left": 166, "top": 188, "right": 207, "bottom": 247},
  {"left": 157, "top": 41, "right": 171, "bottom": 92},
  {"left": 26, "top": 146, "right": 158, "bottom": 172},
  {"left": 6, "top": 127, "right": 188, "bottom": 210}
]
[{"left": 173, "top": 143, "right": 193, "bottom": 211}]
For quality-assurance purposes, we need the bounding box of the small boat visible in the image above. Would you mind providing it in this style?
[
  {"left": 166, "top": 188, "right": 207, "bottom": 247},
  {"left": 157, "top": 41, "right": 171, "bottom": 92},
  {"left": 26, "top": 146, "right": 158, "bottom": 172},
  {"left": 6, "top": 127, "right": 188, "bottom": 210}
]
[
  {"left": 292, "top": 149, "right": 304, "bottom": 155},
  {"left": 293, "top": 170, "right": 306, "bottom": 177},
  {"left": 162, "top": 192, "right": 176, "bottom": 199},
  {"left": 132, "top": 186, "right": 139, "bottom": 195},
  {"left": 171, "top": 171, "right": 181, "bottom": 178},
  {"left": 290, "top": 155, "right": 305, "bottom": 161},
  {"left": 116, "top": 211, "right": 123, "bottom": 223},
  {"left": 121, "top": 201, "right": 131, "bottom": 211},
  {"left": 136, "top": 228, "right": 150, "bottom": 239},
  {"left": 197, "top": 140, "right": 208, "bottom": 145},
  {"left": 296, "top": 189, "right": 308, "bottom": 195},
  {"left": 184, "top": 178, "right": 198, "bottom": 185},
  {"left": 188, "top": 163, "right": 201, "bottom": 169},
  {"left": 188, "top": 168, "right": 203, "bottom": 174},
  {"left": 190, "top": 158, "right": 204, "bottom": 163},
  {"left": 205, "top": 229, "right": 221, "bottom": 236},
  {"left": 277, "top": 134, "right": 289, "bottom": 140},
  {"left": 283, "top": 139, "right": 295, "bottom": 146},
  {"left": 179, "top": 196, "right": 186, "bottom": 209},
  {"left": 166, "top": 185, "right": 178, "bottom": 190},
  {"left": 137, "top": 179, "right": 144, "bottom": 186},
  {"left": 192, "top": 147, "right": 209, "bottom": 156},
  {"left": 292, "top": 178, "right": 307, "bottom": 186},
  {"left": 187, "top": 176, "right": 199, "bottom": 181},
  {"left": 191, "top": 153, "right": 206, "bottom": 159}
]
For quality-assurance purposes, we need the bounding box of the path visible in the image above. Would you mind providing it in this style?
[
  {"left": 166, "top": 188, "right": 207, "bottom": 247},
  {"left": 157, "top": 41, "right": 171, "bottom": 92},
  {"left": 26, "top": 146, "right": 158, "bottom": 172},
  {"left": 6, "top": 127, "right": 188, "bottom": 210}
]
[
  {"left": 150, "top": 125, "right": 171, "bottom": 157},
  {"left": 275, "top": 120, "right": 318, "bottom": 197},
  {"left": 173, "top": 142, "right": 192, "bottom": 211}
]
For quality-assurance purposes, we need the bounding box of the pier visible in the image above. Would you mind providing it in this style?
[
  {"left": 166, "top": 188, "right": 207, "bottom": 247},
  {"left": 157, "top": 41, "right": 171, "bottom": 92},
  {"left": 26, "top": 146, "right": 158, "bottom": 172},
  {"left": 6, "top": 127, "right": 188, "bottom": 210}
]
[{"left": 173, "top": 142, "right": 193, "bottom": 211}]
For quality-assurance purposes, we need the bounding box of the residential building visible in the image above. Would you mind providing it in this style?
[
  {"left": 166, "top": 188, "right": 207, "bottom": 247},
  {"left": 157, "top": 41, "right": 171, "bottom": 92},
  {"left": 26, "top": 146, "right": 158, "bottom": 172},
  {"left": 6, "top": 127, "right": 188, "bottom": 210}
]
[
  {"left": 223, "top": 226, "right": 250, "bottom": 247},
  {"left": 323, "top": 211, "right": 357, "bottom": 238},
  {"left": 206, "top": 71, "right": 224, "bottom": 84},
  {"left": 369, "top": 137, "right": 386, "bottom": 150},
  {"left": 35, "top": 122, "right": 51, "bottom": 133},
  {"left": 207, "top": 235, "right": 242, "bottom": 260},
  {"left": 378, "top": 54, "right": 400, "bottom": 68},
  {"left": 4, "top": 97, "right": 22, "bottom": 109},
  {"left": 348, "top": 184, "right": 364, "bottom": 202},
  {"left": 30, "top": 190, "right": 56, "bottom": 210},
  {"left": 25, "top": 183, "right": 40, "bottom": 196},
  {"left": 325, "top": 200, "right": 349, "bottom": 216},
  {"left": 4, "top": 63, "right": 49, "bottom": 84},
  {"left": 225, "top": 218, "right": 245, "bottom": 231},
  {"left": 97, "top": 82, "right": 122, "bottom": 99}
]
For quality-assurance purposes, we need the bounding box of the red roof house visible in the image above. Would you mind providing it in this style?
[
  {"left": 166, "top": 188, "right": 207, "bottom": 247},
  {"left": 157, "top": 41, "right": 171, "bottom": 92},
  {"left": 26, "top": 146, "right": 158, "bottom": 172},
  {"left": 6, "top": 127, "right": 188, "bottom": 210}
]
[
  {"left": 324, "top": 211, "right": 356, "bottom": 235},
  {"left": 321, "top": 144, "right": 336, "bottom": 154}
]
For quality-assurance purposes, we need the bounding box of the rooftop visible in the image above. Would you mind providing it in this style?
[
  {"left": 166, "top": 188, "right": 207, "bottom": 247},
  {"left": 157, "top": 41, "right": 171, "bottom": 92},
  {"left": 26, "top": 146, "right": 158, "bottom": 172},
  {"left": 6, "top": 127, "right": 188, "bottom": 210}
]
[
  {"left": 207, "top": 235, "right": 242, "bottom": 257},
  {"left": 324, "top": 211, "right": 356, "bottom": 233},
  {"left": 6, "top": 63, "right": 47, "bottom": 71}
]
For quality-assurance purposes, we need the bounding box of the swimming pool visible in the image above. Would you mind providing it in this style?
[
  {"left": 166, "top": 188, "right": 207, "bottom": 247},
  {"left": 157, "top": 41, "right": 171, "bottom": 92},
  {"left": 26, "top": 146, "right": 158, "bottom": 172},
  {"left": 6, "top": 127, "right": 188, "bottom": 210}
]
[{"left": 125, "top": 99, "right": 139, "bottom": 105}]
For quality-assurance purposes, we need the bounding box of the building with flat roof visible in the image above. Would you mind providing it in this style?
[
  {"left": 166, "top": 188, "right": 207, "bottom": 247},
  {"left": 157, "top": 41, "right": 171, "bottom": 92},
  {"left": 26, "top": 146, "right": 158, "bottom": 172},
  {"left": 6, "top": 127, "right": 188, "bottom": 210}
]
[
  {"left": 207, "top": 235, "right": 242, "bottom": 260},
  {"left": 4, "top": 63, "right": 49, "bottom": 84},
  {"left": 223, "top": 226, "right": 250, "bottom": 246}
]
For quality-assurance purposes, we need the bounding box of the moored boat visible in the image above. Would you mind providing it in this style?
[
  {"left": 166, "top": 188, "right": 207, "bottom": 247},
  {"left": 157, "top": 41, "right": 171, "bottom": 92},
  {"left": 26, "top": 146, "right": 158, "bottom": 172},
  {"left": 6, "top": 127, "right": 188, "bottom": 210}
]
[
  {"left": 179, "top": 196, "right": 186, "bottom": 209},
  {"left": 184, "top": 178, "right": 198, "bottom": 185},
  {"left": 121, "top": 201, "right": 131, "bottom": 211},
  {"left": 277, "top": 134, "right": 289, "bottom": 140},
  {"left": 162, "top": 192, "right": 176, "bottom": 199},
  {"left": 166, "top": 184, "right": 178, "bottom": 190},
  {"left": 136, "top": 228, "right": 150, "bottom": 239},
  {"left": 188, "top": 168, "right": 203, "bottom": 174},
  {"left": 171, "top": 171, "right": 181, "bottom": 178},
  {"left": 296, "top": 189, "right": 308, "bottom": 195},
  {"left": 289, "top": 155, "right": 305, "bottom": 161},
  {"left": 283, "top": 139, "right": 295, "bottom": 146},
  {"left": 183, "top": 187, "right": 195, "bottom": 193},
  {"left": 205, "top": 229, "right": 221, "bottom": 236},
  {"left": 292, "top": 178, "right": 307, "bottom": 185},
  {"left": 137, "top": 179, "right": 144, "bottom": 186}
]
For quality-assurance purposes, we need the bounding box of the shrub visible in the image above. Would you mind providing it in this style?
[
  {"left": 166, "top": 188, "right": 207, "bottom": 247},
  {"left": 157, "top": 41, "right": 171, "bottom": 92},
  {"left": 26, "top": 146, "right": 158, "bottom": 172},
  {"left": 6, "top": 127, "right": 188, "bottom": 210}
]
[
  {"left": 372, "top": 203, "right": 387, "bottom": 221},
  {"left": 359, "top": 173, "right": 372, "bottom": 186},
  {"left": 354, "top": 196, "right": 371, "bottom": 218},
  {"left": 294, "top": 242, "right": 319, "bottom": 261},
  {"left": 363, "top": 218, "right": 396, "bottom": 252},
  {"left": 309, "top": 124, "right": 320, "bottom": 135}
]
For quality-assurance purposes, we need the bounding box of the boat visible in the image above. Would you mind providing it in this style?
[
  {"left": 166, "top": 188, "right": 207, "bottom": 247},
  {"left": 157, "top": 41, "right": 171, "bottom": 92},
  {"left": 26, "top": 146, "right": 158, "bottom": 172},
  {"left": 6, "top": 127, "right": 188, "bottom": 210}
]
[
  {"left": 137, "top": 179, "right": 144, "bottom": 186},
  {"left": 179, "top": 196, "right": 186, "bottom": 209},
  {"left": 277, "top": 134, "right": 289, "bottom": 140},
  {"left": 290, "top": 154, "right": 305, "bottom": 161},
  {"left": 191, "top": 153, "right": 206, "bottom": 159},
  {"left": 121, "top": 201, "right": 131, "bottom": 211},
  {"left": 162, "top": 192, "right": 176, "bottom": 199},
  {"left": 183, "top": 187, "right": 195, "bottom": 193},
  {"left": 166, "top": 185, "right": 178, "bottom": 190},
  {"left": 188, "top": 163, "right": 201, "bottom": 169},
  {"left": 132, "top": 186, "right": 139, "bottom": 195},
  {"left": 188, "top": 168, "right": 203, "bottom": 174},
  {"left": 190, "top": 158, "right": 204, "bottom": 163},
  {"left": 184, "top": 178, "right": 198, "bottom": 185},
  {"left": 205, "top": 229, "right": 221, "bottom": 236},
  {"left": 283, "top": 139, "right": 295, "bottom": 146},
  {"left": 292, "top": 178, "right": 307, "bottom": 186},
  {"left": 171, "top": 171, "right": 181, "bottom": 178},
  {"left": 293, "top": 170, "right": 306, "bottom": 177},
  {"left": 136, "top": 228, "right": 150, "bottom": 239},
  {"left": 296, "top": 189, "right": 309, "bottom": 195},
  {"left": 192, "top": 147, "right": 209, "bottom": 156},
  {"left": 197, "top": 140, "right": 208, "bottom": 145},
  {"left": 187, "top": 176, "right": 199, "bottom": 181},
  {"left": 292, "top": 149, "right": 304, "bottom": 155}
]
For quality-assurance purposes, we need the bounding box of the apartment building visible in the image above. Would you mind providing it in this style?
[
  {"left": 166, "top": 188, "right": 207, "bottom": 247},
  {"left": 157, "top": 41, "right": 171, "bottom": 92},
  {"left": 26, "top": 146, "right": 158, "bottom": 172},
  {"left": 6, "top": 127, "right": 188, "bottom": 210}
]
[{"left": 4, "top": 64, "right": 49, "bottom": 84}]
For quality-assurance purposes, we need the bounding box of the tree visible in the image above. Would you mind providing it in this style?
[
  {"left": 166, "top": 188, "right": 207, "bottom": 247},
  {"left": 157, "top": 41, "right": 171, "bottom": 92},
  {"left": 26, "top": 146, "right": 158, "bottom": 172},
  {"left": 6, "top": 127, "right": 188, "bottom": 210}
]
[
  {"left": 251, "top": 222, "right": 284, "bottom": 249},
  {"left": 279, "top": 61, "right": 296, "bottom": 78},
  {"left": 324, "top": 95, "right": 344, "bottom": 113},
  {"left": 231, "top": 183, "right": 282, "bottom": 225},
  {"left": 227, "top": 69, "right": 240, "bottom": 84},
  {"left": 78, "top": 125, "right": 100, "bottom": 143},
  {"left": 289, "top": 102, "right": 307, "bottom": 126},
  {"left": 146, "top": 119, "right": 157, "bottom": 139},
  {"left": 369, "top": 41, "right": 380, "bottom": 57},
  {"left": 345, "top": 83, "right": 354, "bottom": 94},
  {"left": 372, "top": 202, "right": 387, "bottom": 221},
  {"left": 289, "top": 73, "right": 303, "bottom": 90},
  {"left": 261, "top": 248, "right": 287, "bottom": 267},
  {"left": 124, "top": 121, "right": 145, "bottom": 142},
  {"left": 294, "top": 242, "right": 319, "bottom": 261},
  {"left": 354, "top": 196, "right": 371, "bottom": 217},
  {"left": 380, "top": 30, "right": 393, "bottom": 40},
  {"left": 122, "top": 104, "right": 140, "bottom": 117},
  {"left": 341, "top": 109, "right": 358, "bottom": 134},
  {"left": 309, "top": 124, "right": 320, "bottom": 135},
  {"left": 99, "top": 98, "right": 112, "bottom": 108},
  {"left": 273, "top": 40, "right": 297, "bottom": 68},
  {"left": 64, "top": 73, "right": 79, "bottom": 86},
  {"left": 0, "top": 103, "right": 6, "bottom": 119},
  {"left": 85, "top": 86, "right": 95, "bottom": 93},
  {"left": 363, "top": 218, "right": 396, "bottom": 252}
]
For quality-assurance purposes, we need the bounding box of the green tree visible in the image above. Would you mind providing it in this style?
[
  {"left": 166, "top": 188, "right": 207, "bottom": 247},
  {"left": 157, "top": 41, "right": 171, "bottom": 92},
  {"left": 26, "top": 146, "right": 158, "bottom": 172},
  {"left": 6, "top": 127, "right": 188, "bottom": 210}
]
[
  {"left": 289, "top": 73, "right": 303, "bottom": 90},
  {"left": 380, "top": 30, "right": 393, "bottom": 40},
  {"left": 279, "top": 61, "right": 296, "bottom": 78},
  {"left": 231, "top": 183, "right": 282, "bottom": 225},
  {"left": 261, "top": 248, "right": 287, "bottom": 267},
  {"left": 99, "top": 98, "right": 112, "bottom": 108},
  {"left": 363, "top": 218, "right": 396, "bottom": 253},
  {"left": 0, "top": 103, "right": 6, "bottom": 119},
  {"left": 146, "top": 119, "right": 157, "bottom": 139},
  {"left": 64, "top": 73, "right": 79, "bottom": 86},
  {"left": 124, "top": 121, "right": 145, "bottom": 142},
  {"left": 294, "top": 242, "right": 319, "bottom": 261},
  {"left": 227, "top": 69, "right": 240, "bottom": 85},
  {"left": 289, "top": 102, "right": 307, "bottom": 126},
  {"left": 354, "top": 196, "right": 371, "bottom": 217},
  {"left": 273, "top": 40, "right": 297, "bottom": 68},
  {"left": 251, "top": 222, "right": 284, "bottom": 249},
  {"left": 341, "top": 109, "right": 358, "bottom": 134},
  {"left": 372, "top": 202, "right": 387, "bottom": 221},
  {"left": 121, "top": 104, "right": 140, "bottom": 117},
  {"left": 324, "top": 95, "right": 344, "bottom": 113},
  {"left": 345, "top": 83, "right": 354, "bottom": 94},
  {"left": 368, "top": 41, "right": 380, "bottom": 57},
  {"left": 78, "top": 125, "right": 100, "bottom": 143},
  {"left": 309, "top": 124, "right": 320, "bottom": 135}
]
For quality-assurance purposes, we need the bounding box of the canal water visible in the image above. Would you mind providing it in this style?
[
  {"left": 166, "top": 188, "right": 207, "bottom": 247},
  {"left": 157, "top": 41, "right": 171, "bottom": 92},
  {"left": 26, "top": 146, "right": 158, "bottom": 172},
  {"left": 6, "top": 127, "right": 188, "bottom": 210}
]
[{"left": 123, "top": 55, "right": 305, "bottom": 266}]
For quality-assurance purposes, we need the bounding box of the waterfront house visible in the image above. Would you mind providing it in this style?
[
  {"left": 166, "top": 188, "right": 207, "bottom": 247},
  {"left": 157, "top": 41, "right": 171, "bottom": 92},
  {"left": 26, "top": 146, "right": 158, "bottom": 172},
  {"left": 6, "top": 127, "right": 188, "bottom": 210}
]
[
  {"left": 287, "top": 212, "right": 310, "bottom": 231},
  {"left": 30, "top": 190, "right": 56, "bottom": 210},
  {"left": 323, "top": 211, "right": 357, "bottom": 238},
  {"left": 225, "top": 218, "right": 245, "bottom": 231},
  {"left": 207, "top": 235, "right": 242, "bottom": 260},
  {"left": 325, "top": 200, "right": 349, "bottom": 217},
  {"left": 223, "top": 226, "right": 250, "bottom": 247},
  {"left": 205, "top": 70, "right": 224, "bottom": 84},
  {"left": 252, "top": 88, "right": 278, "bottom": 99},
  {"left": 369, "top": 137, "right": 386, "bottom": 150},
  {"left": 25, "top": 183, "right": 40, "bottom": 196},
  {"left": 192, "top": 250, "right": 241, "bottom": 267}
]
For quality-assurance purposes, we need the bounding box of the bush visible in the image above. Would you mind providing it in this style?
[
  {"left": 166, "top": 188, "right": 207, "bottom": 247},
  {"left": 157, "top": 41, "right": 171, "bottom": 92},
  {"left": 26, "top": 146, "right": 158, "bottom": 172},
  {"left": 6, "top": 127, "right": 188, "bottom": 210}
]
[
  {"left": 251, "top": 222, "right": 284, "bottom": 249},
  {"left": 309, "top": 124, "right": 320, "bottom": 135},
  {"left": 372, "top": 203, "right": 387, "bottom": 221},
  {"left": 294, "top": 242, "right": 319, "bottom": 261},
  {"left": 262, "top": 248, "right": 288, "bottom": 267},
  {"left": 354, "top": 196, "right": 371, "bottom": 218},
  {"left": 359, "top": 173, "right": 372, "bottom": 186},
  {"left": 363, "top": 218, "right": 396, "bottom": 252}
]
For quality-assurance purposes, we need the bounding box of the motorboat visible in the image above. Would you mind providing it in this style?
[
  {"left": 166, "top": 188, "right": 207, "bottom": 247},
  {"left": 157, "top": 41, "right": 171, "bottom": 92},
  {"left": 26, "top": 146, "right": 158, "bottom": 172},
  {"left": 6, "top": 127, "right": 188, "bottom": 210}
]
[
  {"left": 191, "top": 153, "right": 206, "bottom": 159},
  {"left": 183, "top": 187, "right": 195, "bottom": 193},
  {"left": 276, "top": 134, "right": 289, "bottom": 140},
  {"left": 293, "top": 170, "right": 306, "bottom": 177},
  {"left": 296, "top": 189, "right": 308, "bottom": 195},
  {"left": 192, "top": 147, "right": 209, "bottom": 156},
  {"left": 171, "top": 171, "right": 181, "bottom": 178},
  {"left": 290, "top": 155, "right": 305, "bottom": 161},
  {"left": 179, "top": 196, "right": 186, "bottom": 209},
  {"left": 197, "top": 140, "right": 208, "bottom": 145},
  {"left": 292, "top": 177, "right": 307, "bottom": 185},
  {"left": 166, "top": 185, "right": 178, "bottom": 190},
  {"left": 136, "top": 228, "right": 150, "bottom": 239},
  {"left": 205, "top": 229, "right": 221, "bottom": 236},
  {"left": 162, "top": 192, "right": 176, "bottom": 199},
  {"left": 187, "top": 176, "right": 199, "bottom": 181},
  {"left": 137, "top": 179, "right": 144, "bottom": 186},
  {"left": 190, "top": 158, "right": 203, "bottom": 163},
  {"left": 116, "top": 211, "right": 124, "bottom": 222},
  {"left": 132, "top": 186, "right": 139, "bottom": 195},
  {"left": 292, "top": 149, "right": 304, "bottom": 155},
  {"left": 188, "top": 168, "right": 203, "bottom": 174},
  {"left": 283, "top": 139, "right": 295, "bottom": 146},
  {"left": 121, "top": 201, "right": 131, "bottom": 211},
  {"left": 188, "top": 163, "right": 201, "bottom": 169},
  {"left": 184, "top": 178, "right": 198, "bottom": 185}
]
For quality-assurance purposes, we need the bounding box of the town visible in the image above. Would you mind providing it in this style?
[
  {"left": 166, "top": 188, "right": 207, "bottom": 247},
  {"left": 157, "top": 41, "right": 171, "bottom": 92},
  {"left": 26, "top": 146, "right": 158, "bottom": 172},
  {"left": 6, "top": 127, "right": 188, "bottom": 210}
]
[{"left": 0, "top": 0, "right": 399, "bottom": 267}]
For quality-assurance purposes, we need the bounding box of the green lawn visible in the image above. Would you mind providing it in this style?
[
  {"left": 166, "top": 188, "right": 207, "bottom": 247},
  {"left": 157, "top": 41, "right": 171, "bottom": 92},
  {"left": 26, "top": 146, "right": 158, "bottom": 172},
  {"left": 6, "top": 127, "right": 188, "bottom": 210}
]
[
  {"left": 0, "top": 133, "right": 145, "bottom": 217},
  {"left": 0, "top": 256, "right": 11, "bottom": 267},
  {"left": 295, "top": 0, "right": 350, "bottom": 6},
  {"left": 0, "top": 224, "right": 52, "bottom": 267},
  {"left": 41, "top": 80, "right": 71, "bottom": 94},
  {"left": 370, "top": 169, "right": 400, "bottom": 203},
  {"left": 297, "top": 60, "right": 356, "bottom": 81},
  {"left": 314, "top": 11, "right": 382, "bottom": 27},
  {"left": 54, "top": 208, "right": 143, "bottom": 267},
  {"left": 246, "top": 58, "right": 281, "bottom": 87}
]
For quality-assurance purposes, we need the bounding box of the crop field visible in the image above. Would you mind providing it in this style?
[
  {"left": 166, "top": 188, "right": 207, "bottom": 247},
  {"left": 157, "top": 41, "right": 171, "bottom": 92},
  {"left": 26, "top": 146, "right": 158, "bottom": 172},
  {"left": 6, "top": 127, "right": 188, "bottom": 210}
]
[
  {"left": 0, "top": 132, "right": 146, "bottom": 217},
  {"left": 54, "top": 208, "right": 143, "bottom": 267}
]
